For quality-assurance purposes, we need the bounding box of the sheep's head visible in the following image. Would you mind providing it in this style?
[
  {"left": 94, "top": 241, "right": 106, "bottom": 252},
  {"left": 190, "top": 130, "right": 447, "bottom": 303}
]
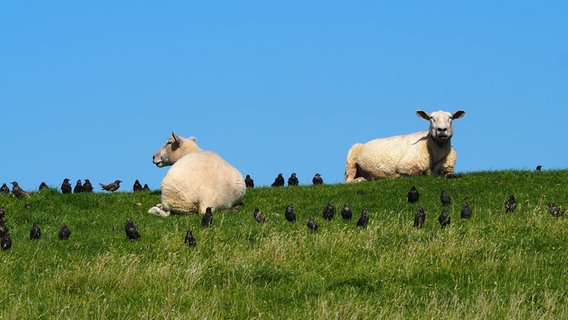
[
  {"left": 417, "top": 110, "right": 466, "bottom": 142},
  {"left": 152, "top": 132, "right": 201, "bottom": 167}
]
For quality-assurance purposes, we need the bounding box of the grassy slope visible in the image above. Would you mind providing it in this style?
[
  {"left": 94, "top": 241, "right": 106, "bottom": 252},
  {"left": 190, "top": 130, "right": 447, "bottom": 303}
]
[{"left": 0, "top": 170, "right": 567, "bottom": 319}]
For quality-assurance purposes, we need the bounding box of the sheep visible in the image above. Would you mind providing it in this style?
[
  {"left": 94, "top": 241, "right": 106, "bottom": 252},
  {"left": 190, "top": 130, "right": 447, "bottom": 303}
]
[
  {"left": 345, "top": 110, "right": 466, "bottom": 182},
  {"left": 148, "top": 132, "right": 246, "bottom": 216}
]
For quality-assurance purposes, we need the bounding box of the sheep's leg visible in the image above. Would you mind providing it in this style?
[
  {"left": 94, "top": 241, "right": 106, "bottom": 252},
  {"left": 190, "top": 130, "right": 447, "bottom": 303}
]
[
  {"left": 147, "top": 204, "right": 171, "bottom": 217},
  {"left": 434, "top": 147, "right": 457, "bottom": 176}
]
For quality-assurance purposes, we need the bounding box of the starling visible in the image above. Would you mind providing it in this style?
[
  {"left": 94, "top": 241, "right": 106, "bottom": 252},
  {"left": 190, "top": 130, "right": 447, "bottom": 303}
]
[
  {"left": 438, "top": 210, "right": 450, "bottom": 228},
  {"left": 0, "top": 206, "right": 4, "bottom": 220},
  {"left": 357, "top": 208, "right": 369, "bottom": 228},
  {"left": 407, "top": 186, "right": 419, "bottom": 203},
  {"left": 1, "top": 233, "right": 11, "bottom": 250},
  {"left": 440, "top": 190, "right": 451, "bottom": 206},
  {"left": 11, "top": 182, "right": 29, "bottom": 198},
  {"left": 202, "top": 207, "right": 213, "bottom": 227},
  {"left": 142, "top": 184, "right": 151, "bottom": 192},
  {"left": 288, "top": 173, "right": 299, "bottom": 186},
  {"left": 312, "top": 173, "right": 324, "bottom": 185},
  {"left": 125, "top": 219, "right": 141, "bottom": 240},
  {"left": 323, "top": 201, "right": 335, "bottom": 221},
  {"left": 0, "top": 183, "right": 9, "bottom": 194},
  {"left": 547, "top": 202, "right": 566, "bottom": 217},
  {"left": 460, "top": 203, "right": 472, "bottom": 219},
  {"left": 285, "top": 205, "right": 296, "bottom": 223},
  {"left": 38, "top": 182, "right": 49, "bottom": 191},
  {"left": 0, "top": 219, "right": 8, "bottom": 237},
  {"left": 505, "top": 195, "right": 517, "bottom": 213},
  {"left": 271, "top": 174, "right": 285, "bottom": 187},
  {"left": 253, "top": 208, "right": 266, "bottom": 223},
  {"left": 83, "top": 179, "right": 93, "bottom": 192},
  {"left": 133, "top": 179, "right": 143, "bottom": 192},
  {"left": 341, "top": 203, "right": 353, "bottom": 220},
  {"left": 61, "top": 178, "right": 72, "bottom": 194},
  {"left": 184, "top": 229, "right": 196, "bottom": 247},
  {"left": 73, "top": 179, "right": 83, "bottom": 193},
  {"left": 244, "top": 175, "right": 254, "bottom": 188},
  {"left": 536, "top": 165, "right": 542, "bottom": 171},
  {"left": 30, "top": 222, "right": 41, "bottom": 240},
  {"left": 99, "top": 180, "right": 122, "bottom": 192},
  {"left": 414, "top": 207, "right": 426, "bottom": 229},
  {"left": 307, "top": 217, "right": 318, "bottom": 232},
  {"left": 58, "top": 224, "right": 71, "bottom": 240}
]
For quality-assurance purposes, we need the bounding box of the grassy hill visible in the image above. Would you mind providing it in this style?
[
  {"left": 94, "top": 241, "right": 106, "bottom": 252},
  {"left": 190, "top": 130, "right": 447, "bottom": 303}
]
[{"left": 1, "top": 170, "right": 567, "bottom": 319}]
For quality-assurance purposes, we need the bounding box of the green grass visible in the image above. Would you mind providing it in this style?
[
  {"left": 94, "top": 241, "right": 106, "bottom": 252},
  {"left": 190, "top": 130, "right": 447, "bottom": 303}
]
[{"left": 1, "top": 170, "right": 567, "bottom": 319}]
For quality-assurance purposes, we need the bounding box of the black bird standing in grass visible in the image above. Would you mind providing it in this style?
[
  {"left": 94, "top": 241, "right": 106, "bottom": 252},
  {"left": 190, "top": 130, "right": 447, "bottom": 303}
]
[
  {"left": 0, "top": 219, "right": 8, "bottom": 237},
  {"left": 1, "top": 233, "right": 11, "bottom": 250},
  {"left": 0, "top": 183, "right": 9, "bottom": 194},
  {"left": 73, "top": 180, "right": 84, "bottom": 193},
  {"left": 440, "top": 190, "right": 451, "bottom": 206},
  {"left": 357, "top": 208, "right": 369, "bottom": 228},
  {"left": 341, "top": 203, "right": 352, "bottom": 220},
  {"left": 323, "top": 201, "right": 335, "bottom": 221},
  {"left": 100, "top": 180, "right": 122, "bottom": 192},
  {"left": 505, "top": 195, "right": 517, "bottom": 213},
  {"left": 547, "top": 202, "right": 566, "bottom": 217},
  {"left": 536, "top": 165, "right": 542, "bottom": 171},
  {"left": 11, "top": 181, "right": 29, "bottom": 198},
  {"left": 271, "top": 174, "right": 285, "bottom": 187},
  {"left": 307, "top": 217, "right": 318, "bottom": 232},
  {"left": 39, "top": 182, "right": 49, "bottom": 191},
  {"left": 414, "top": 207, "right": 425, "bottom": 229},
  {"left": 288, "top": 173, "right": 299, "bottom": 186},
  {"left": 407, "top": 186, "right": 420, "bottom": 203},
  {"left": 184, "top": 229, "right": 196, "bottom": 247},
  {"left": 58, "top": 224, "right": 71, "bottom": 240},
  {"left": 0, "top": 206, "right": 4, "bottom": 220},
  {"left": 30, "top": 222, "right": 41, "bottom": 240},
  {"left": 202, "top": 207, "right": 213, "bottom": 227},
  {"left": 244, "top": 175, "right": 254, "bottom": 188},
  {"left": 461, "top": 203, "right": 472, "bottom": 219},
  {"left": 438, "top": 210, "right": 450, "bottom": 228},
  {"left": 142, "top": 184, "right": 151, "bottom": 192},
  {"left": 61, "top": 178, "right": 72, "bottom": 194},
  {"left": 133, "top": 179, "right": 143, "bottom": 192},
  {"left": 125, "top": 219, "right": 141, "bottom": 240},
  {"left": 83, "top": 179, "right": 93, "bottom": 192},
  {"left": 253, "top": 208, "right": 266, "bottom": 223},
  {"left": 285, "top": 205, "right": 296, "bottom": 223},
  {"left": 312, "top": 173, "right": 323, "bottom": 185}
]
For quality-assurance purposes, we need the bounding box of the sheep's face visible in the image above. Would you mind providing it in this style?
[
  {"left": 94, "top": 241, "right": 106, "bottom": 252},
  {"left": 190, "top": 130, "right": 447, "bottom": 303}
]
[
  {"left": 152, "top": 133, "right": 200, "bottom": 167},
  {"left": 417, "top": 110, "right": 466, "bottom": 142}
]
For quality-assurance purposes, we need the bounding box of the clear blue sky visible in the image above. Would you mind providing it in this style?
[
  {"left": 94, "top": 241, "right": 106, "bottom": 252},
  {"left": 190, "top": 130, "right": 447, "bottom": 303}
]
[{"left": 1, "top": 1, "right": 567, "bottom": 191}]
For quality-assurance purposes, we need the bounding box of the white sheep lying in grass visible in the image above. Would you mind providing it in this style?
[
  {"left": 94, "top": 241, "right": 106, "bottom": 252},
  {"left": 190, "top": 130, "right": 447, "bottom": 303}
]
[
  {"left": 148, "top": 133, "right": 246, "bottom": 216},
  {"left": 345, "top": 110, "right": 466, "bottom": 182}
]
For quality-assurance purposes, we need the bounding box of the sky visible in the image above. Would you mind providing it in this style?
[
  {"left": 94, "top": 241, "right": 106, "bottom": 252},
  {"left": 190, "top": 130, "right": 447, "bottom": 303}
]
[{"left": 1, "top": 1, "right": 567, "bottom": 191}]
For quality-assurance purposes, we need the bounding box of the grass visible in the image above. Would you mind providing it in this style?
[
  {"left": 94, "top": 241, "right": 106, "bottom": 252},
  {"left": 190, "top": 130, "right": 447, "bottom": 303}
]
[{"left": 1, "top": 170, "right": 567, "bottom": 319}]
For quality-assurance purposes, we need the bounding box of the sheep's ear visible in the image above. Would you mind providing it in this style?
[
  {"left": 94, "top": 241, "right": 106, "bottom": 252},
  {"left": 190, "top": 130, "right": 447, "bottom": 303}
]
[
  {"left": 189, "top": 136, "right": 197, "bottom": 142},
  {"left": 416, "top": 110, "right": 430, "bottom": 120},
  {"left": 171, "top": 132, "right": 183, "bottom": 150},
  {"left": 452, "top": 110, "right": 466, "bottom": 120}
]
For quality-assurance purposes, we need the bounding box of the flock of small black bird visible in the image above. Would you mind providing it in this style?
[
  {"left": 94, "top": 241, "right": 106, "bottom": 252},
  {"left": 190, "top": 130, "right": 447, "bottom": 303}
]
[
  {"left": 0, "top": 178, "right": 153, "bottom": 197},
  {"left": 0, "top": 178, "right": 154, "bottom": 250},
  {"left": 245, "top": 173, "right": 325, "bottom": 188},
  {"left": 1, "top": 165, "right": 564, "bottom": 251}
]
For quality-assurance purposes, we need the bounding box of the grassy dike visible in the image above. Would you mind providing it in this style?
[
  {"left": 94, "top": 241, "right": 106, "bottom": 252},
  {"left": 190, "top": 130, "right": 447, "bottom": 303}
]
[{"left": 1, "top": 170, "right": 567, "bottom": 319}]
